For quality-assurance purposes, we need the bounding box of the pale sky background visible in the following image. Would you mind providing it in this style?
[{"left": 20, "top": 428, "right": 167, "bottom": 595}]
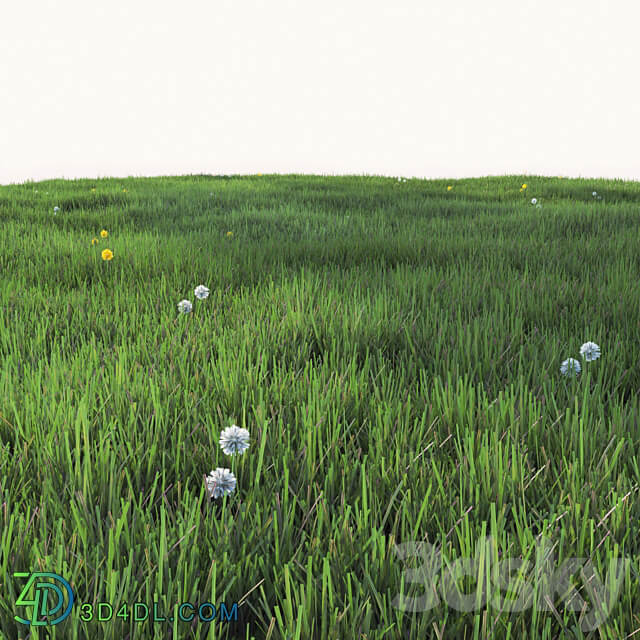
[{"left": 2, "top": 0, "right": 639, "bottom": 186}]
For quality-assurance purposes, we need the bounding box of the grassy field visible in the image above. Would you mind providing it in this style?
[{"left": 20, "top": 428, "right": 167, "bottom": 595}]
[{"left": 1, "top": 173, "right": 639, "bottom": 639}]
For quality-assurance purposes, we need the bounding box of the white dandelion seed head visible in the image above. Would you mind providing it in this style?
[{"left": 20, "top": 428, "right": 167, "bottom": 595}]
[
  {"left": 219, "top": 424, "right": 250, "bottom": 455},
  {"left": 194, "top": 285, "right": 210, "bottom": 300},
  {"left": 53, "top": 206, "right": 60, "bottom": 212},
  {"left": 177, "top": 299, "right": 192, "bottom": 314},
  {"left": 560, "top": 357, "right": 581, "bottom": 377},
  {"left": 592, "top": 191, "right": 597, "bottom": 196},
  {"left": 206, "top": 468, "right": 237, "bottom": 499},
  {"left": 531, "top": 198, "right": 537, "bottom": 205},
  {"left": 579, "top": 341, "right": 601, "bottom": 362}
]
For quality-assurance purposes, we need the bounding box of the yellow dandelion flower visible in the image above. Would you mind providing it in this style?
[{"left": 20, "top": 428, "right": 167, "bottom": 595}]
[
  {"left": 257, "top": 173, "right": 262, "bottom": 176},
  {"left": 100, "top": 229, "right": 108, "bottom": 238},
  {"left": 226, "top": 231, "right": 233, "bottom": 237},
  {"left": 522, "top": 183, "right": 527, "bottom": 189},
  {"left": 101, "top": 249, "right": 113, "bottom": 261},
  {"left": 123, "top": 188, "right": 128, "bottom": 192},
  {"left": 447, "top": 186, "right": 453, "bottom": 191},
  {"left": 91, "top": 237, "right": 98, "bottom": 245},
  {"left": 91, "top": 188, "right": 96, "bottom": 192}
]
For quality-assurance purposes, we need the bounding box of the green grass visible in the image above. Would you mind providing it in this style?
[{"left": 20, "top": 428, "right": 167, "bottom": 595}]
[{"left": 1, "top": 172, "right": 639, "bottom": 639}]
